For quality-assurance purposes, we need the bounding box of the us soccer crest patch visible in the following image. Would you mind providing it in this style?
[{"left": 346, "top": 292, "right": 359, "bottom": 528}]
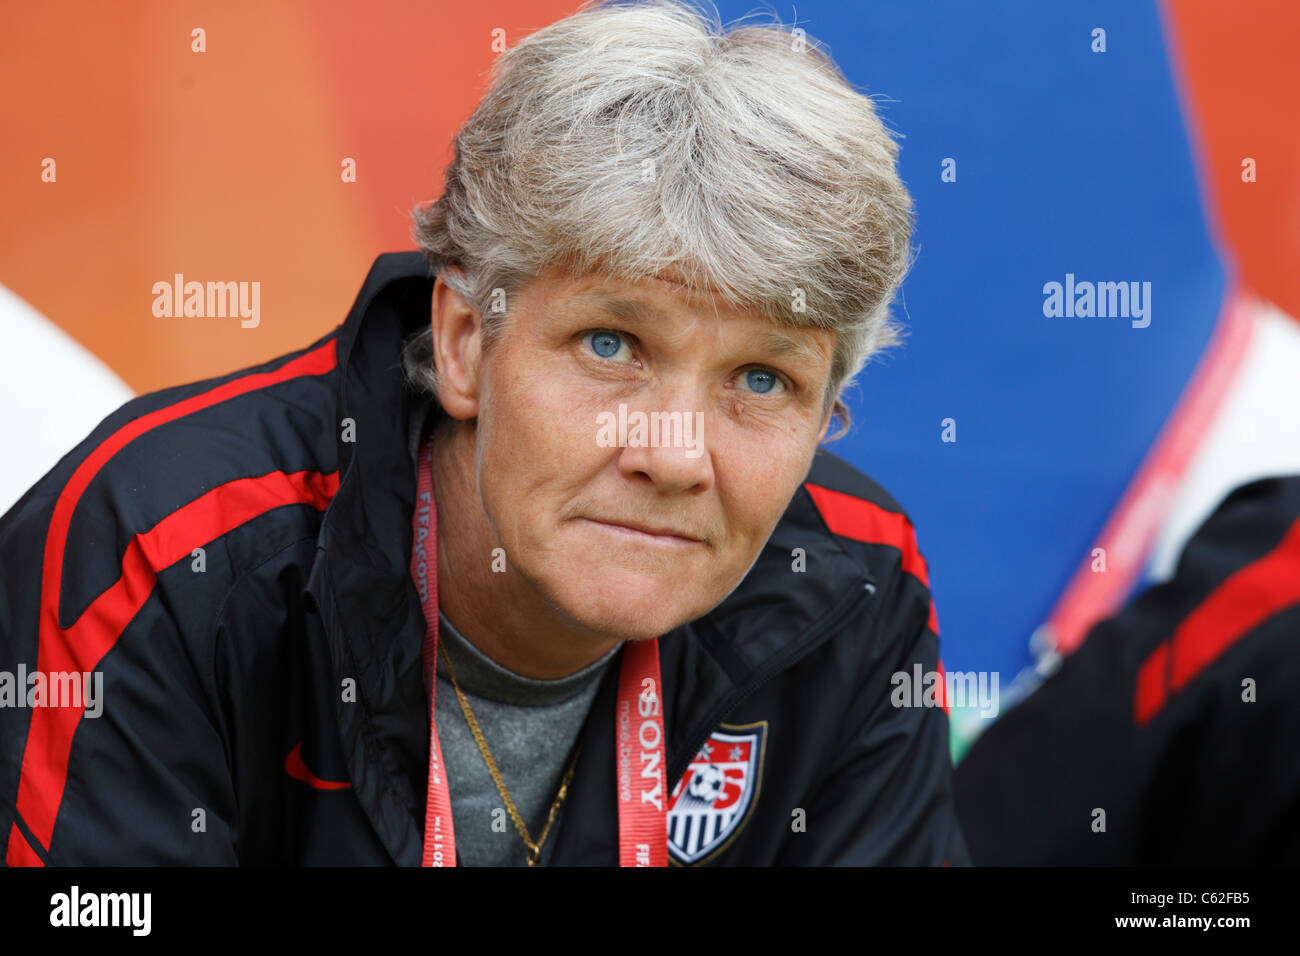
[{"left": 667, "top": 721, "right": 767, "bottom": 865}]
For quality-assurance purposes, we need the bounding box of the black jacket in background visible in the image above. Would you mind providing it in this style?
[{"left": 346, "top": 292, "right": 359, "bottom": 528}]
[{"left": 955, "top": 475, "right": 1300, "bottom": 864}]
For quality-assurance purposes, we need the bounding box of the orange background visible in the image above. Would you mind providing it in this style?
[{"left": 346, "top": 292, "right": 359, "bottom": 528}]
[
  {"left": 1161, "top": 0, "right": 1300, "bottom": 320},
  {"left": 0, "top": 0, "right": 579, "bottom": 392}
]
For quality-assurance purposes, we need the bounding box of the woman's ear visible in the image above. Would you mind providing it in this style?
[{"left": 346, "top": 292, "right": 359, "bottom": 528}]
[
  {"left": 430, "top": 271, "right": 483, "bottom": 421},
  {"left": 816, "top": 389, "right": 839, "bottom": 444}
]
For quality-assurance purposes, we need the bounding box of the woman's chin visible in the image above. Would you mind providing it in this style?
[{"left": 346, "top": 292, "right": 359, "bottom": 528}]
[{"left": 546, "top": 572, "right": 701, "bottom": 642}]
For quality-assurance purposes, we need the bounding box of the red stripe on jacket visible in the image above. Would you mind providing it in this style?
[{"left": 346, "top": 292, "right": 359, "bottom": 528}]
[
  {"left": 5, "top": 342, "right": 338, "bottom": 866},
  {"left": 804, "top": 482, "right": 947, "bottom": 712},
  {"left": 5, "top": 823, "right": 42, "bottom": 866},
  {"left": 1134, "top": 514, "right": 1300, "bottom": 726}
]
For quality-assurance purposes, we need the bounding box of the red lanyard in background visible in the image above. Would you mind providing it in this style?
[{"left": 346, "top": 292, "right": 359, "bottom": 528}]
[{"left": 409, "top": 423, "right": 667, "bottom": 866}]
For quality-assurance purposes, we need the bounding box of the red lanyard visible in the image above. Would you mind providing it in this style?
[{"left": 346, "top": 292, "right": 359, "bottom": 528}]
[{"left": 410, "top": 423, "right": 667, "bottom": 866}]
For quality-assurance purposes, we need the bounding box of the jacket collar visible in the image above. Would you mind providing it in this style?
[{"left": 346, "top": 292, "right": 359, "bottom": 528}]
[{"left": 306, "top": 252, "right": 877, "bottom": 863}]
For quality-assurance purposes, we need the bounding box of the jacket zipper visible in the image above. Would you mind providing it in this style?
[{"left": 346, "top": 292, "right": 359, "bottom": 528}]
[{"left": 666, "top": 579, "right": 877, "bottom": 790}]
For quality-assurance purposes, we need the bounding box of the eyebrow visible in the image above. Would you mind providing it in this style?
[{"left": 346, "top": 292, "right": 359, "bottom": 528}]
[
  {"left": 755, "top": 330, "right": 827, "bottom": 366},
  {"left": 587, "top": 294, "right": 664, "bottom": 326},
  {"left": 585, "top": 294, "right": 828, "bottom": 367}
]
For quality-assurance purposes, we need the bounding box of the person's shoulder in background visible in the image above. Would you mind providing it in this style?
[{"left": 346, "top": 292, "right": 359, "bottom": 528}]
[{"left": 954, "top": 475, "right": 1300, "bottom": 865}]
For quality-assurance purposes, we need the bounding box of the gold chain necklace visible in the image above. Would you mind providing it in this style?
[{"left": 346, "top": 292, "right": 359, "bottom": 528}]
[{"left": 437, "top": 640, "right": 582, "bottom": 866}]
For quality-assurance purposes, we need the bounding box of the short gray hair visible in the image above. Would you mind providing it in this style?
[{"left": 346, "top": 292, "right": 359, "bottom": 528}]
[{"left": 405, "top": 0, "right": 914, "bottom": 438}]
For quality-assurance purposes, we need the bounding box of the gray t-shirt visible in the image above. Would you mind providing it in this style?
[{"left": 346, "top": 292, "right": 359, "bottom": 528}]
[{"left": 432, "top": 610, "right": 617, "bottom": 866}]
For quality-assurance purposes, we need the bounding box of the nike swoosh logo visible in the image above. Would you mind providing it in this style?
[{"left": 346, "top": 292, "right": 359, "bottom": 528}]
[{"left": 285, "top": 741, "right": 351, "bottom": 790}]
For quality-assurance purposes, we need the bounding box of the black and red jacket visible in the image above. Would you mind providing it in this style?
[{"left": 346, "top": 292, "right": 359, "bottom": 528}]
[
  {"left": 955, "top": 474, "right": 1300, "bottom": 864},
  {"left": 1, "top": 252, "right": 968, "bottom": 866}
]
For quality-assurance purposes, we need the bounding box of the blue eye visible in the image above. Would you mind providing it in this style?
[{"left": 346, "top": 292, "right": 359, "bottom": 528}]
[
  {"left": 741, "top": 368, "right": 783, "bottom": 394},
  {"left": 584, "top": 330, "right": 630, "bottom": 361}
]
